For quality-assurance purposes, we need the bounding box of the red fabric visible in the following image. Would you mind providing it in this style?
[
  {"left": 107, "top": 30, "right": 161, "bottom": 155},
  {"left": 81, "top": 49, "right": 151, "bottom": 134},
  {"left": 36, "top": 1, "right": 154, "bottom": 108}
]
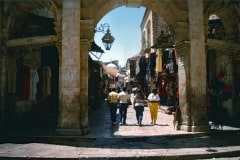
[
  {"left": 217, "top": 70, "right": 224, "bottom": 79},
  {"left": 20, "top": 65, "right": 30, "bottom": 100},
  {"left": 159, "top": 80, "right": 167, "bottom": 96},
  {"left": 159, "top": 86, "right": 167, "bottom": 96},
  {"left": 224, "top": 86, "right": 232, "bottom": 92}
]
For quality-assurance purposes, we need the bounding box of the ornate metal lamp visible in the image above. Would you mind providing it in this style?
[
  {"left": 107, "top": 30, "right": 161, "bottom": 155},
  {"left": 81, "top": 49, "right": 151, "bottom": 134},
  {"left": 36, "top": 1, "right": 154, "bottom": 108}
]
[{"left": 95, "top": 23, "right": 115, "bottom": 50}]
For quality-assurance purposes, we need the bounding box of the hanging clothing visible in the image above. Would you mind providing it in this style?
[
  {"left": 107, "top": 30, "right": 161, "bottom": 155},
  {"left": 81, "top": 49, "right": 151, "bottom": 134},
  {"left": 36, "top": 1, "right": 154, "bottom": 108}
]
[
  {"left": 129, "top": 60, "right": 136, "bottom": 78},
  {"left": 16, "top": 57, "right": 24, "bottom": 97},
  {"left": 167, "top": 60, "right": 174, "bottom": 74},
  {"left": 20, "top": 65, "right": 30, "bottom": 100},
  {"left": 7, "top": 56, "right": 17, "bottom": 93},
  {"left": 139, "top": 56, "right": 147, "bottom": 78},
  {"left": 155, "top": 49, "right": 163, "bottom": 73},
  {"left": 29, "top": 69, "right": 39, "bottom": 101},
  {"left": 42, "top": 66, "right": 52, "bottom": 97},
  {"left": 149, "top": 52, "right": 156, "bottom": 78},
  {"left": 168, "top": 48, "right": 173, "bottom": 59},
  {"left": 174, "top": 49, "right": 178, "bottom": 65},
  {"left": 172, "top": 50, "right": 178, "bottom": 73},
  {"left": 135, "top": 61, "right": 140, "bottom": 75}
]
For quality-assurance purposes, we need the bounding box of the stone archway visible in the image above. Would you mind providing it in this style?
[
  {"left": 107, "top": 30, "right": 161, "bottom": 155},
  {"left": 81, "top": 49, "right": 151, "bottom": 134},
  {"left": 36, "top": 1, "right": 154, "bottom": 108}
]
[
  {"left": 2, "top": 0, "right": 240, "bottom": 136},
  {"left": 31, "top": 0, "right": 239, "bottom": 135},
  {"left": 50, "top": 0, "right": 210, "bottom": 135},
  {"left": 63, "top": 0, "right": 209, "bottom": 135}
]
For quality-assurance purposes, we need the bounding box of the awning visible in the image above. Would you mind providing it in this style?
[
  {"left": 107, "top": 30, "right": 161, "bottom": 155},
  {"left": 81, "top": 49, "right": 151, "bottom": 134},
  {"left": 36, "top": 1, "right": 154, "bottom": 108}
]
[
  {"left": 90, "top": 41, "right": 104, "bottom": 53},
  {"left": 102, "top": 64, "right": 125, "bottom": 77}
]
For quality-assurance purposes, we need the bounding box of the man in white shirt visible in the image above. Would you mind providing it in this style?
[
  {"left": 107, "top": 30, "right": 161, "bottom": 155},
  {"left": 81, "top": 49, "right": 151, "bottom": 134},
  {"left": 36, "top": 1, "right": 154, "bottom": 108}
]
[{"left": 118, "top": 87, "right": 130, "bottom": 125}]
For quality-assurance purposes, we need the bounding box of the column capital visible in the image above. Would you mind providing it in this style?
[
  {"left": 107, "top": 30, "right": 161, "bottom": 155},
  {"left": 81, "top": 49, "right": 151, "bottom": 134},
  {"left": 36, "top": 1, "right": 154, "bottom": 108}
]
[
  {"left": 174, "top": 41, "right": 190, "bottom": 56},
  {"left": 80, "top": 39, "right": 92, "bottom": 51},
  {"left": 80, "top": 19, "right": 95, "bottom": 40},
  {"left": 80, "top": 39, "right": 91, "bottom": 46},
  {"left": 1, "top": 27, "right": 13, "bottom": 45},
  {"left": 173, "top": 21, "right": 189, "bottom": 44}
]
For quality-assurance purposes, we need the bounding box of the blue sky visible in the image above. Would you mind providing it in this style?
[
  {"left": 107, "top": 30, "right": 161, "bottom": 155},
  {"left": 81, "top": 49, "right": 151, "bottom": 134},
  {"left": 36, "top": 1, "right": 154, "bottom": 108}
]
[{"left": 93, "top": 6, "right": 146, "bottom": 67}]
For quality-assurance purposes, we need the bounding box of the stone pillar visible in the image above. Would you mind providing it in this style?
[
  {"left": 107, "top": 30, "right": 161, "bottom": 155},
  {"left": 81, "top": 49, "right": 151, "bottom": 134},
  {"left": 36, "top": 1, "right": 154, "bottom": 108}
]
[
  {"left": 0, "top": 53, "right": 7, "bottom": 128},
  {"left": 79, "top": 39, "right": 90, "bottom": 135},
  {"left": 57, "top": 0, "right": 82, "bottom": 135},
  {"left": 181, "top": 0, "right": 209, "bottom": 132},
  {"left": 175, "top": 0, "right": 210, "bottom": 132},
  {"left": 0, "top": 27, "right": 10, "bottom": 128},
  {"left": 175, "top": 42, "right": 191, "bottom": 131}
]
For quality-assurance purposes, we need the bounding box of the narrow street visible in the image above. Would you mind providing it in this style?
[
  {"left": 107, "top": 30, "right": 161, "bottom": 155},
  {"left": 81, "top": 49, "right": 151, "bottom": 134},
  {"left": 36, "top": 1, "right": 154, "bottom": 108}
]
[
  {"left": 87, "top": 100, "right": 194, "bottom": 138},
  {"left": 87, "top": 99, "right": 240, "bottom": 138}
]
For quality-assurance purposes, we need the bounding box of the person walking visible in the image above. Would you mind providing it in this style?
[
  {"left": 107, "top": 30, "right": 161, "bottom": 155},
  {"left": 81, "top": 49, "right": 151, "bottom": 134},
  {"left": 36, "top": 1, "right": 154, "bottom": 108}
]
[
  {"left": 107, "top": 87, "right": 119, "bottom": 126},
  {"left": 130, "top": 87, "right": 137, "bottom": 106},
  {"left": 133, "top": 89, "right": 145, "bottom": 126},
  {"left": 118, "top": 87, "right": 130, "bottom": 125},
  {"left": 147, "top": 88, "right": 161, "bottom": 125}
]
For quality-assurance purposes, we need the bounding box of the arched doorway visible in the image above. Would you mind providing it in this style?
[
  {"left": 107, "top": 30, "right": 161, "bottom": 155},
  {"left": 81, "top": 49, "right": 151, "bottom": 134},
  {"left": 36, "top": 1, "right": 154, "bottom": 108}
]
[
  {"left": 0, "top": 2, "right": 60, "bottom": 134},
  {"left": 72, "top": 0, "right": 209, "bottom": 134},
  {"left": 1, "top": 0, "right": 240, "bottom": 136}
]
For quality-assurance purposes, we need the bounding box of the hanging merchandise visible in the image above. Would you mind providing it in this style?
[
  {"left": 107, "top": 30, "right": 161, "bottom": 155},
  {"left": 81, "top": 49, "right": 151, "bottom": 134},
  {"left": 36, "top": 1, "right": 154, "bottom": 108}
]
[
  {"left": 217, "top": 68, "right": 225, "bottom": 80},
  {"left": 172, "top": 50, "right": 178, "bottom": 73},
  {"left": 7, "top": 55, "right": 17, "bottom": 93},
  {"left": 223, "top": 80, "right": 232, "bottom": 100},
  {"left": 19, "top": 65, "right": 31, "bottom": 100},
  {"left": 139, "top": 56, "right": 147, "bottom": 77},
  {"left": 167, "top": 59, "right": 174, "bottom": 74},
  {"left": 149, "top": 52, "right": 156, "bottom": 78},
  {"left": 42, "top": 66, "right": 52, "bottom": 97},
  {"left": 135, "top": 58, "right": 140, "bottom": 75},
  {"left": 174, "top": 49, "right": 178, "bottom": 65},
  {"left": 29, "top": 69, "right": 39, "bottom": 101},
  {"left": 155, "top": 48, "right": 163, "bottom": 73},
  {"left": 129, "top": 60, "right": 136, "bottom": 78},
  {"left": 168, "top": 48, "right": 173, "bottom": 59}
]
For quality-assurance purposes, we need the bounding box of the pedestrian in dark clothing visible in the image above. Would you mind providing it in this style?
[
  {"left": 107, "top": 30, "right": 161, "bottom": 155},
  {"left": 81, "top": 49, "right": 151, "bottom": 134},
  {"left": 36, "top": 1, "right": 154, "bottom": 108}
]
[
  {"left": 118, "top": 87, "right": 130, "bottom": 125},
  {"left": 133, "top": 89, "right": 145, "bottom": 126},
  {"left": 107, "top": 88, "right": 119, "bottom": 125}
]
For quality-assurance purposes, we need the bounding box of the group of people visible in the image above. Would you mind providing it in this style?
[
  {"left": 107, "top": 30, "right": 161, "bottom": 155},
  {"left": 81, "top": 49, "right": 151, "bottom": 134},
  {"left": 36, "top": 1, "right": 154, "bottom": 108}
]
[{"left": 107, "top": 87, "right": 161, "bottom": 127}]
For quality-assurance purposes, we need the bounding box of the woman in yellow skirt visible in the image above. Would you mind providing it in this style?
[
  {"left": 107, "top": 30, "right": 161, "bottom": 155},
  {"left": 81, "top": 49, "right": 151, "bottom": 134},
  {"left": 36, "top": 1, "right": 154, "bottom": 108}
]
[{"left": 147, "top": 88, "right": 161, "bottom": 125}]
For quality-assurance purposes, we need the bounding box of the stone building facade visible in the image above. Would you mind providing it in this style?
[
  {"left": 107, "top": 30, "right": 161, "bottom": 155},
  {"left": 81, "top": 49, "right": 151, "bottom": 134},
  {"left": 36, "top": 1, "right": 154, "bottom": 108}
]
[
  {"left": 133, "top": 7, "right": 240, "bottom": 128},
  {"left": 0, "top": 0, "right": 240, "bottom": 136}
]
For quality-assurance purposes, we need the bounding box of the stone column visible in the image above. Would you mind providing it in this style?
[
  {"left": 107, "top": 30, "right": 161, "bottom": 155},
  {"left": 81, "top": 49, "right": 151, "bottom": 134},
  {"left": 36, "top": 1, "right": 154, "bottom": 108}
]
[
  {"left": 57, "top": 0, "right": 82, "bottom": 135},
  {"left": 175, "top": 42, "right": 191, "bottom": 131},
  {"left": 0, "top": 52, "right": 7, "bottom": 128},
  {"left": 185, "top": 0, "right": 209, "bottom": 132},
  {"left": 175, "top": 0, "right": 210, "bottom": 132},
  {"left": 0, "top": 27, "right": 10, "bottom": 128},
  {"left": 79, "top": 39, "right": 90, "bottom": 135},
  {"left": 78, "top": 19, "right": 94, "bottom": 135}
]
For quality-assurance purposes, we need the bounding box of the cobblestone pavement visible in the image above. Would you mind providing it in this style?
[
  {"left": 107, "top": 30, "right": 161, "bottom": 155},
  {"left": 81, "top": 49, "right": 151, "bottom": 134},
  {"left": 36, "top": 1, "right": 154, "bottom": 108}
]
[
  {"left": 0, "top": 100, "right": 240, "bottom": 160},
  {"left": 87, "top": 101, "right": 189, "bottom": 138}
]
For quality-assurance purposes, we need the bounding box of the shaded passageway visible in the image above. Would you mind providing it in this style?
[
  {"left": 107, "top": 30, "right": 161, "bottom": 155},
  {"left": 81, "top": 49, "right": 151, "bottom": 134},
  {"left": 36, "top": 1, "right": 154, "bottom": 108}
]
[{"left": 87, "top": 100, "right": 240, "bottom": 139}]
